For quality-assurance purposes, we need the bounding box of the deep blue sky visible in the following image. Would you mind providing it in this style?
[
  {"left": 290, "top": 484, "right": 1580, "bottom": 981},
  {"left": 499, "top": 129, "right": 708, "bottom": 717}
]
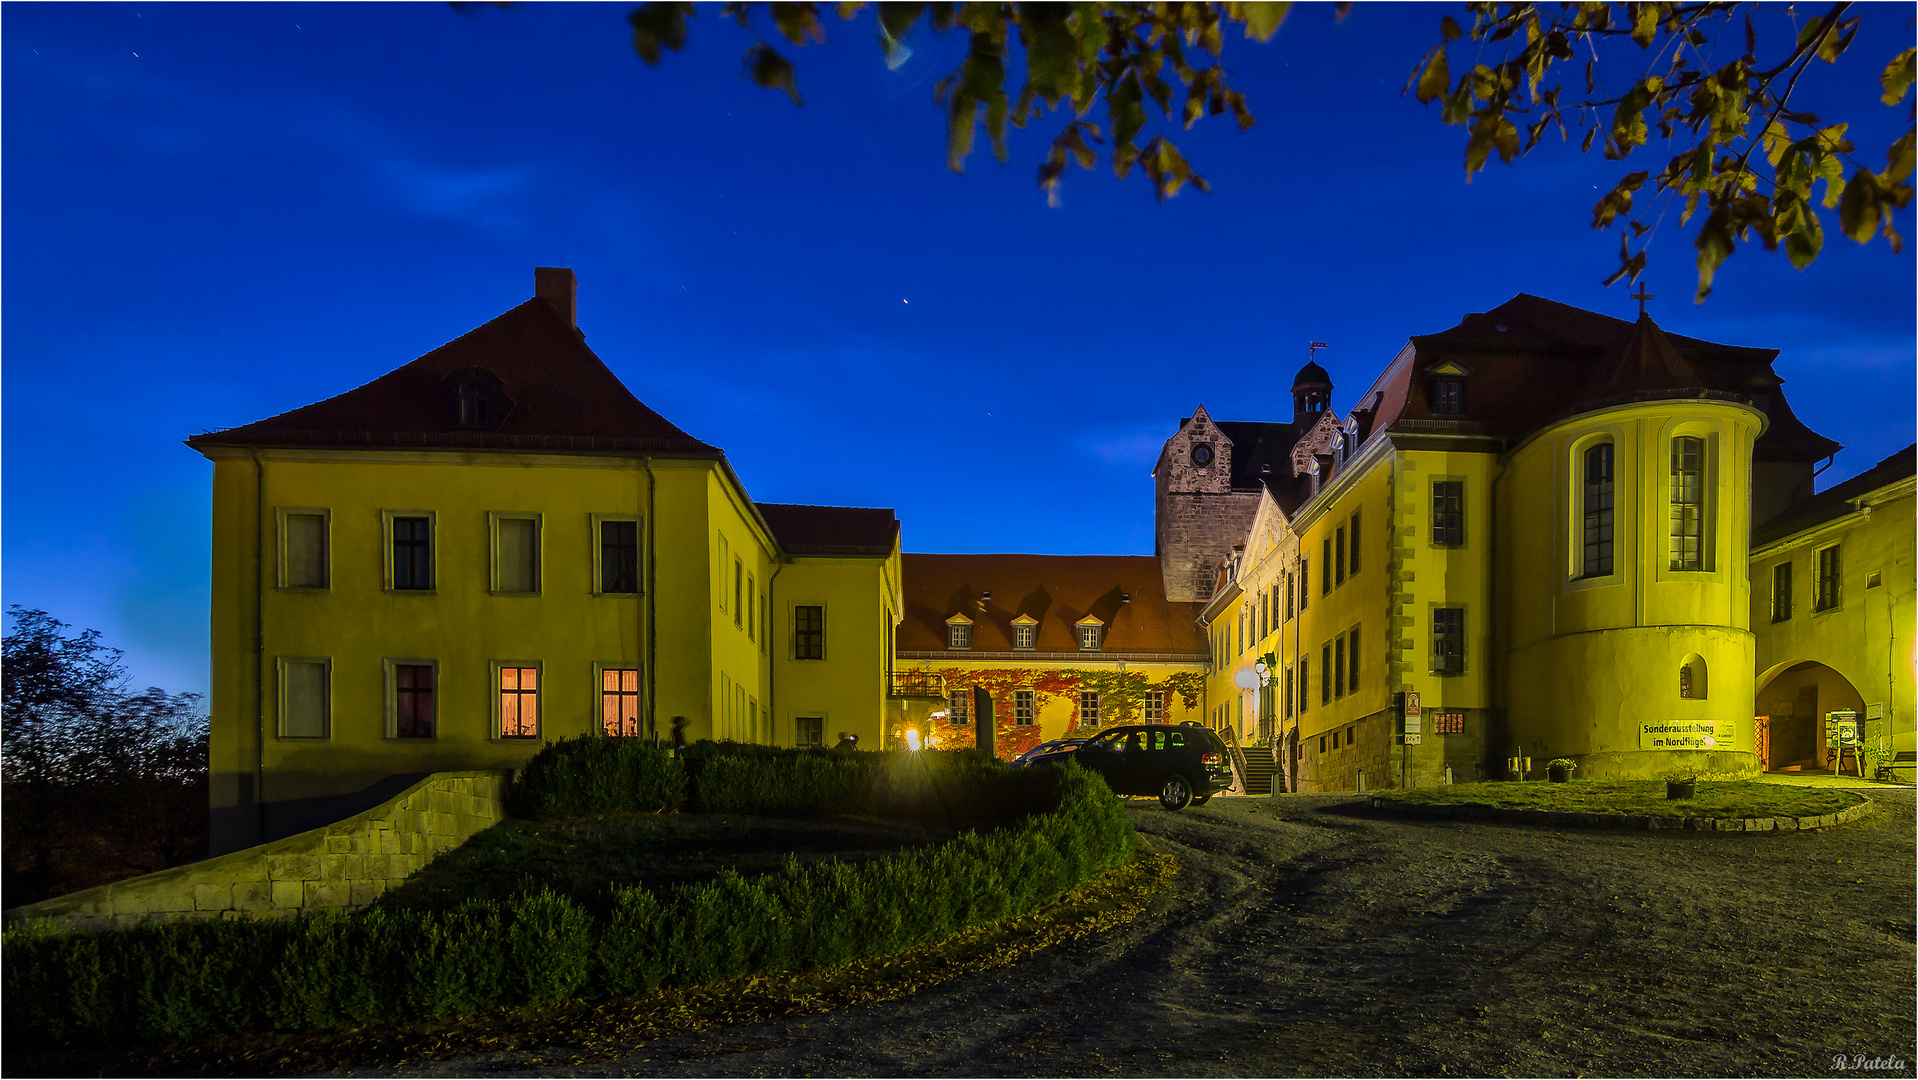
[{"left": 5, "top": 3, "right": 1913, "bottom": 698}]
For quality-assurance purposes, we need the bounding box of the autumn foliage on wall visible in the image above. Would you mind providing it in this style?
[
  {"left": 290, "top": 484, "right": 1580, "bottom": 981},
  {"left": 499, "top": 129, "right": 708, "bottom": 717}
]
[{"left": 921, "top": 667, "right": 1206, "bottom": 759}]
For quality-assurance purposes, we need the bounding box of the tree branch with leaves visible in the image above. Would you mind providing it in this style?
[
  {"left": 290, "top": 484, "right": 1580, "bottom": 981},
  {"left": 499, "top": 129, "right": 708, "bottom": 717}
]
[{"left": 1409, "top": 2, "right": 1914, "bottom": 300}]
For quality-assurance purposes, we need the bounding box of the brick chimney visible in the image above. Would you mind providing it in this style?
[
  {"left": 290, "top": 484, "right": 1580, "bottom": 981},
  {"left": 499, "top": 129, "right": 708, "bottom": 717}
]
[{"left": 535, "top": 267, "right": 577, "bottom": 328}]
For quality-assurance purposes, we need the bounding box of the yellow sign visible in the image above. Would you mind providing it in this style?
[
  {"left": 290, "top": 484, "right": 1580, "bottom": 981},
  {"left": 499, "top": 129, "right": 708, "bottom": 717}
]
[{"left": 1638, "top": 720, "right": 1735, "bottom": 751}]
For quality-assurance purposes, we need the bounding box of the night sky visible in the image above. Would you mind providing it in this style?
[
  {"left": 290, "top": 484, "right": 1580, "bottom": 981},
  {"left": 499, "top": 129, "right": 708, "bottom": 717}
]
[{"left": 5, "top": 3, "right": 1912, "bottom": 699}]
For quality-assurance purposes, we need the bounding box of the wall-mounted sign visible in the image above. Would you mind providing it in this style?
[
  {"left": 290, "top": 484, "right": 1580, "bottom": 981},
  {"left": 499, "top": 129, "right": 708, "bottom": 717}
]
[
  {"left": 1638, "top": 719, "right": 1735, "bottom": 751},
  {"left": 1398, "top": 691, "right": 1423, "bottom": 745}
]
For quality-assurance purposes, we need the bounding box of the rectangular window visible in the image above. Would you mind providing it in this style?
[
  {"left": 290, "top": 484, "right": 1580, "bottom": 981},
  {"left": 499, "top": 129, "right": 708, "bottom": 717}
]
[
  {"left": 1144, "top": 689, "right": 1166, "bottom": 723},
  {"left": 1298, "top": 662, "right": 1308, "bottom": 714},
  {"left": 1014, "top": 622, "right": 1036, "bottom": 649},
  {"left": 1335, "top": 526, "right": 1346, "bottom": 585},
  {"left": 733, "top": 559, "right": 744, "bottom": 628},
  {"left": 1815, "top": 545, "right": 1841, "bottom": 611},
  {"left": 1299, "top": 559, "right": 1309, "bottom": 610},
  {"left": 1348, "top": 627, "right": 1360, "bottom": 694},
  {"left": 762, "top": 595, "right": 771, "bottom": 655},
  {"left": 1284, "top": 666, "right": 1294, "bottom": 718},
  {"left": 746, "top": 575, "right": 756, "bottom": 641},
  {"left": 602, "top": 667, "right": 642, "bottom": 737},
  {"left": 720, "top": 672, "right": 731, "bottom": 737},
  {"left": 1334, "top": 636, "right": 1346, "bottom": 699},
  {"left": 1259, "top": 593, "right": 1268, "bottom": 639},
  {"left": 1669, "top": 437, "right": 1706, "bottom": 570},
  {"left": 949, "top": 688, "right": 971, "bottom": 726},
  {"left": 280, "top": 510, "right": 328, "bottom": 589},
  {"left": 1431, "top": 377, "right": 1465, "bottom": 415},
  {"left": 394, "top": 663, "right": 435, "bottom": 739},
  {"left": 794, "top": 605, "right": 825, "bottom": 659},
  {"left": 1321, "top": 644, "right": 1332, "bottom": 705},
  {"left": 493, "top": 514, "right": 540, "bottom": 593},
  {"left": 1432, "top": 482, "right": 1464, "bottom": 546},
  {"left": 1319, "top": 735, "right": 1327, "bottom": 754},
  {"left": 392, "top": 515, "right": 433, "bottom": 590},
  {"left": 280, "top": 658, "right": 329, "bottom": 739},
  {"left": 1269, "top": 583, "right": 1281, "bottom": 628},
  {"left": 948, "top": 622, "right": 972, "bottom": 649},
  {"left": 796, "top": 716, "right": 824, "bottom": 749},
  {"left": 1286, "top": 572, "right": 1295, "bottom": 620},
  {"left": 1079, "top": 624, "right": 1102, "bottom": 651},
  {"left": 1080, "top": 690, "right": 1101, "bottom": 726},
  {"left": 1582, "top": 443, "right": 1615, "bottom": 577},
  {"left": 599, "top": 519, "right": 640, "bottom": 593},
  {"left": 1772, "top": 562, "right": 1793, "bottom": 622},
  {"left": 1433, "top": 608, "right": 1465, "bottom": 675},
  {"left": 1349, "top": 511, "right": 1361, "bottom": 576},
  {"left": 1322, "top": 538, "right": 1333, "bottom": 594},
  {"left": 499, "top": 665, "right": 540, "bottom": 738},
  {"left": 717, "top": 533, "right": 729, "bottom": 611},
  {"left": 1014, "top": 689, "right": 1036, "bottom": 726}
]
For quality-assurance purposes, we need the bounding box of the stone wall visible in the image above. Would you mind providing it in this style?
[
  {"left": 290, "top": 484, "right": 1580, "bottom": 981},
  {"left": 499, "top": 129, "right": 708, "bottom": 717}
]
[
  {"left": 1158, "top": 491, "right": 1261, "bottom": 603},
  {"left": 3, "top": 770, "right": 508, "bottom": 932}
]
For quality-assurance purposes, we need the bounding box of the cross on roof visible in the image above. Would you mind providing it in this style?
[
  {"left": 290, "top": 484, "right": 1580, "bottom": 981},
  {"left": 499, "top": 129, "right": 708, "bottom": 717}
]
[{"left": 1631, "top": 284, "right": 1654, "bottom": 319}]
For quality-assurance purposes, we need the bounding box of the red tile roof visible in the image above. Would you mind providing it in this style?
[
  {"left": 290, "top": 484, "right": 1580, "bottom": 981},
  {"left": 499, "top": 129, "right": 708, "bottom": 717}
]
[
  {"left": 1350, "top": 294, "right": 1840, "bottom": 461},
  {"left": 187, "top": 297, "right": 718, "bottom": 456},
  {"left": 758, "top": 504, "right": 899, "bottom": 557},
  {"left": 900, "top": 554, "right": 1208, "bottom": 656}
]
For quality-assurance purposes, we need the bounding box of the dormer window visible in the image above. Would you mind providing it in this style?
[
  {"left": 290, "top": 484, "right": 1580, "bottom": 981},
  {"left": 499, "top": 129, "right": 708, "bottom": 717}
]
[
  {"left": 1076, "top": 615, "right": 1104, "bottom": 651},
  {"left": 447, "top": 367, "right": 514, "bottom": 431},
  {"left": 1426, "top": 361, "right": 1470, "bottom": 416},
  {"left": 1011, "top": 613, "right": 1038, "bottom": 650},
  {"left": 945, "top": 613, "right": 973, "bottom": 650}
]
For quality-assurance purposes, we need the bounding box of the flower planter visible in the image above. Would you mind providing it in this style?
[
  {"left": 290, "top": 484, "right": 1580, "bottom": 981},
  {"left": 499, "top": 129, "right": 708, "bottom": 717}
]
[
  {"left": 1548, "top": 765, "right": 1572, "bottom": 783},
  {"left": 1666, "top": 780, "right": 1696, "bottom": 800}
]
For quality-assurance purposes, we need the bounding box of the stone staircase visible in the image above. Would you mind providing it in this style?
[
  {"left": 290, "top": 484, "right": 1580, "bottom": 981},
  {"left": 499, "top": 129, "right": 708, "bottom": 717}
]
[{"left": 1238, "top": 755, "right": 1282, "bottom": 795}]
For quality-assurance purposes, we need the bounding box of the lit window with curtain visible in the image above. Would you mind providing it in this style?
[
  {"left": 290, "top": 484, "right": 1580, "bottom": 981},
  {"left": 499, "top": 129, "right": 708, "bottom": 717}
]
[
  {"left": 499, "top": 666, "right": 539, "bottom": 738},
  {"left": 601, "top": 668, "right": 641, "bottom": 737}
]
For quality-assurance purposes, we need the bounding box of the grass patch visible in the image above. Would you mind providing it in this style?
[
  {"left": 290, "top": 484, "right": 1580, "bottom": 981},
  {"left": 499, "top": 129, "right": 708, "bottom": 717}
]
[{"left": 1373, "top": 780, "right": 1865, "bottom": 819}]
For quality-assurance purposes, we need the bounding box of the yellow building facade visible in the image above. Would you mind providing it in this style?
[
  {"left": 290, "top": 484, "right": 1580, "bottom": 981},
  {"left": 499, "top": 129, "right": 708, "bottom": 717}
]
[
  {"left": 1750, "top": 446, "right": 1916, "bottom": 774},
  {"left": 191, "top": 270, "right": 900, "bottom": 852},
  {"left": 1167, "top": 295, "right": 1847, "bottom": 789}
]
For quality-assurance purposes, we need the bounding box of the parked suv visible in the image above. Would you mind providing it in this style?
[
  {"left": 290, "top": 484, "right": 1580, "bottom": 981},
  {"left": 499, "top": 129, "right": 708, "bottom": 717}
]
[{"left": 1031, "top": 723, "right": 1234, "bottom": 809}]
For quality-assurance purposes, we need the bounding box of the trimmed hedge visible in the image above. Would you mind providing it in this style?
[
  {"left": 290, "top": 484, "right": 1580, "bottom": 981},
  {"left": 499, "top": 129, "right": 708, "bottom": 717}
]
[
  {"left": 506, "top": 737, "right": 685, "bottom": 819},
  {"left": 3, "top": 760, "right": 1133, "bottom": 1047}
]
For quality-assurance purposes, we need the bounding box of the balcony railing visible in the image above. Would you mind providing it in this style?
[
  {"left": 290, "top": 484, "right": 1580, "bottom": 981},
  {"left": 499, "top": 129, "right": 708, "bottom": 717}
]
[{"left": 888, "top": 670, "right": 948, "bottom": 698}]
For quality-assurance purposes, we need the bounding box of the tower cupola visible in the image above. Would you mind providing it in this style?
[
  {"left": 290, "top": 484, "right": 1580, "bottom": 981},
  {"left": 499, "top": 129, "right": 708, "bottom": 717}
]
[{"left": 1292, "top": 360, "right": 1332, "bottom": 424}]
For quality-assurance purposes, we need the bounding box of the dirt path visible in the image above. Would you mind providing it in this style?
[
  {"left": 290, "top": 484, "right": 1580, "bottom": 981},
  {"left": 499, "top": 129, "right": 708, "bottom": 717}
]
[{"left": 335, "top": 790, "right": 1916, "bottom": 1078}]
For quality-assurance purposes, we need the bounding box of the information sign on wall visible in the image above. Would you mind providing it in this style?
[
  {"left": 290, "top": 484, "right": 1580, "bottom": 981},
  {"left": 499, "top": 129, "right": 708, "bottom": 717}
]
[{"left": 1637, "top": 719, "right": 1736, "bottom": 751}]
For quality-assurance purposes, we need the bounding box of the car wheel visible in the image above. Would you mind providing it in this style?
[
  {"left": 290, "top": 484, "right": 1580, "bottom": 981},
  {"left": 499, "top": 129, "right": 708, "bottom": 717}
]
[{"left": 1159, "top": 774, "right": 1194, "bottom": 810}]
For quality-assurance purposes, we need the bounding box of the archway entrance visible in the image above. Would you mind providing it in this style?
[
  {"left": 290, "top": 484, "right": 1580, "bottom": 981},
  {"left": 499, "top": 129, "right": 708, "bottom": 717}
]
[{"left": 1756, "top": 661, "right": 1866, "bottom": 772}]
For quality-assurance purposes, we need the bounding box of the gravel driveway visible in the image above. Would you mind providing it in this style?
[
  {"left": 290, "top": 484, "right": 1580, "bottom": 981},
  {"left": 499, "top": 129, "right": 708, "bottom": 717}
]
[{"left": 341, "top": 789, "right": 1916, "bottom": 1079}]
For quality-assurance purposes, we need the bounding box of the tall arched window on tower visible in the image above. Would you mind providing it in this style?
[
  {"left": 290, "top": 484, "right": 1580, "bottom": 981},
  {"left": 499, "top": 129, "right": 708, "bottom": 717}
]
[
  {"left": 1581, "top": 442, "right": 1614, "bottom": 577},
  {"left": 1670, "top": 437, "right": 1706, "bottom": 570}
]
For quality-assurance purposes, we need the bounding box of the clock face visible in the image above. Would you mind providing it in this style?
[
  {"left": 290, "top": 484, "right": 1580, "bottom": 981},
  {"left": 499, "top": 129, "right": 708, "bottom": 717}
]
[{"left": 1192, "top": 443, "right": 1214, "bottom": 466}]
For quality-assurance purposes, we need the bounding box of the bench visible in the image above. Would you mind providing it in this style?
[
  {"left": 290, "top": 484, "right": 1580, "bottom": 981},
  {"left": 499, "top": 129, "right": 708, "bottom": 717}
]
[{"left": 1876, "top": 750, "right": 1917, "bottom": 783}]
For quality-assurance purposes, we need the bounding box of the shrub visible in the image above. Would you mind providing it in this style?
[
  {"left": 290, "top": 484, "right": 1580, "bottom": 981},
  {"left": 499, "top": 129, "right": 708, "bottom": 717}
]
[
  {"left": 3, "top": 759, "right": 1133, "bottom": 1048},
  {"left": 506, "top": 736, "right": 686, "bottom": 819}
]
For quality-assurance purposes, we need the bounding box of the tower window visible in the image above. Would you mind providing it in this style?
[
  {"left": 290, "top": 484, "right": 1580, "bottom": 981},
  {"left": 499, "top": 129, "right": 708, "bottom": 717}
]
[
  {"left": 1669, "top": 437, "right": 1707, "bottom": 571},
  {"left": 1582, "top": 443, "right": 1615, "bottom": 578},
  {"left": 1432, "top": 608, "right": 1465, "bottom": 675},
  {"left": 1192, "top": 443, "right": 1214, "bottom": 466},
  {"left": 1432, "top": 482, "right": 1464, "bottom": 546}
]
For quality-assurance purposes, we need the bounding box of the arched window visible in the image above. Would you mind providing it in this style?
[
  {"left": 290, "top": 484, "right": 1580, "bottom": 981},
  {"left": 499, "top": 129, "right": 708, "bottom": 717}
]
[
  {"left": 1679, "top": 654, "right": 1709, "bottom": 699},
  {"left": 1670, "top": 436, "right": 1707, "bottom": 570},
  {"left": 1581, "top": 442, "right": 1614, "bottom": 577}
]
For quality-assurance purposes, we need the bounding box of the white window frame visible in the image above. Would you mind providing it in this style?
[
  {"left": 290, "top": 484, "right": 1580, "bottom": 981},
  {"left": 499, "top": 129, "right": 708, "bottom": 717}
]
[
  {"left": 595, "top": 662, "right": 645, "bottom": 738},
  {"left": 488, "top": 511, "right": 543, "bottom": 595},
  {"left": 1014, "top": 689, "right": 1036, "bottom": 726},
  {"left": 382, "top": 509, "right": 437, "bottom": 593},
  {"left": 1012, "top": 615, "right": 1039, "bottom": 650},
  {"left": 275, "top": 507, "right": 331, "bottom": 591},
  {"left": 277, "top": 656, "right": 332, "bottom": 740},
  {"left": 383, "top": 658, "right": 439, "bottom": 740},
  {"left": 1076, "top": 616, "right": 1104, "bottom": 652},
  {"left": 946, "top": 613, "right": 973, "bottom": 650},
  {"left": 492, "top": 659, "right": 543, "bottom": 740},
  {"left": 591, "top": 513, "right": 644, "bottom": 596},
  {"left": 1144, "top": 689, "right": 1166, "bottom": 723}
]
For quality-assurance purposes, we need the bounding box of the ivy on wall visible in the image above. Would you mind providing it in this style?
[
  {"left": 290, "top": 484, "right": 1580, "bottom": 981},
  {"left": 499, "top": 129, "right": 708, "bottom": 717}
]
[{"left": 919, "top": 666, "right": 1208, "bottom": 759}]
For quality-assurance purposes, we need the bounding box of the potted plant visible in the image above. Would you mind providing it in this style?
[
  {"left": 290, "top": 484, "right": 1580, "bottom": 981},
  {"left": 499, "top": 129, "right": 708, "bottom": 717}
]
[
  {"left": 1664, "top": 771, "right": 1696, "bottom": 800},
  {"left": 1547, "top": 758, "right": 1576, "bottom": 783}
]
